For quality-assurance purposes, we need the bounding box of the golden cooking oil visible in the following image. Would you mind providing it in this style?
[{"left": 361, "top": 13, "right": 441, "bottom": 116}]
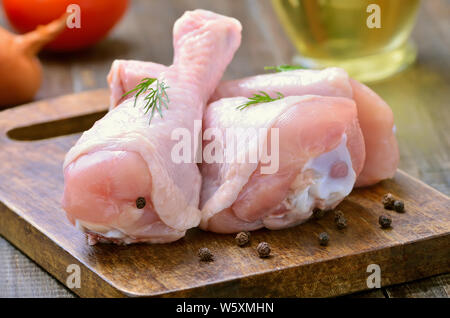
[{"left": 272, "top": 0, "right": 421, "bottom": 82}]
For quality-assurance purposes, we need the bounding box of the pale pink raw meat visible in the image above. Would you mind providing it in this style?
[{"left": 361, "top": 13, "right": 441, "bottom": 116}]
[
  {"left": 107, "top": 60, "right": 166, "bottom": 109},
  {"left": 107, "top": 64, "right": 351, "bottom": 108},
  {"left": 200, "top": 95, "right": 365, "bottom": 233},
  {"left": 62, "top": 10, "right": 242, "bottom": 244},
  {"left": 212, "top": 70, "right": 398, "bottom": 187},
  {"left": 108, "top": 63, "right": 398, "bottom": 187},
  {"left": 349, "top": 79, "right": 399, "bottom": 186},
  {"left": 210, "top": 67, "right": 353, "bottom": 102}
]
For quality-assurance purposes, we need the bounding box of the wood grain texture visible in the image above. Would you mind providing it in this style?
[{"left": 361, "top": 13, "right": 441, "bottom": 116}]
[
  {"left": 386, "top": 274, "right": 449, "bottom": 298},
  {"left": 0, "top": 0, "right": 449, "bottom": 297},
  {"left": 0, "top": 239, "right": 74, "bottom": 298},
  {"left": 0, "top": 90, "right": 449, "bottom": 297}
]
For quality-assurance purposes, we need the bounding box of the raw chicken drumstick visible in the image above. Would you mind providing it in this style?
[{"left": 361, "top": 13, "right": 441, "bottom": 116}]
[
  {"left": 212, "top": 72, "right": 398, "bottom": 187},
  {"left": 200, "top": 95, "right": 366, "bottom": 233},
  {"left": 108, "top": 63, "right": 398, "bottom": 187},
  {"left": 62, "top": 10, "right": 242, "bottom": 244}
]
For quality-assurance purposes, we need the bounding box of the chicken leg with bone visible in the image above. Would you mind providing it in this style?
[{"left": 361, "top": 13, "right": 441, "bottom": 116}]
[
  {"left": 62, "top": 10, "right": 242, "bottom": 244},
  {"left": 199, "top": 95, "right": 366, "bottom": 233}
]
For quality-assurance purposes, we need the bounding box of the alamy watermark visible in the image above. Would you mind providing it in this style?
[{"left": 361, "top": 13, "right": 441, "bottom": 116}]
[
  {"left": 66, "top": 264, "right": 81, "bottom": 289},
  {"left": 366, "top": 264, "right": 381, "bottom": 288},
  {"left": 171, "top": 120, "right": 280, "bottom": 174},
  {"left": 66, "top": 4, "right": 81, "bottom": 29},
  {"left": 367, "top": 4, "right": 381, "bottom": 28}
]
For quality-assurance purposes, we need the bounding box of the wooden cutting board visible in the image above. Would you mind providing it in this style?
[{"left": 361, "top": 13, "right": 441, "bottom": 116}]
[{"left": 0, "top": 89, "right": 448, "bottom": 297}]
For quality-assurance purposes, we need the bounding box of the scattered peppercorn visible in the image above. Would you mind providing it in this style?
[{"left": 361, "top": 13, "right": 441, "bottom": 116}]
[
  {"left": 318, "top": 232, "right": 329, "bottom": 246},
  {"left": 335, "top": 216, "right": 347, "bottom": 229},
  {"left": 136, "top": 197, "right": 146, "bottom": 209},
  {"left": 379, "top": 215, "right": 392, "bottom": 229},
  {"left": 334, "top": 210, "right": 344, "bottom": 222},
  {"left": 198, "top": 248, "right": 214, "bottom": 262},
  {"left": 393, "top": 200, "right": 405, "bottom": 213},
  {"left": 382, "top": 193, "right": 395, "bottom": 210},
  {"left": 313, "top": 208, "right": 326, "bottom": 219},
  {"left": 235, "top": 231, "right": 250, "bottom": 246},
  {"left": 256, "top": 242, "right": 271, "bottom": 258}
]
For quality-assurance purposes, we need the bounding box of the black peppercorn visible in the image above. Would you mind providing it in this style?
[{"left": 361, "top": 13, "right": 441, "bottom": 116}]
[
  {"left": 235, "top": 231, "right": 250, "bottom": 246},
  {"left": 334, "top": 210, "right": 344, "bottom": 222},
  {"left": 382, "top": 193, "right": 395, "bottom": 210},
  {"left": 318, "top": 232, "right": 329, "bottom": 246},
  {"left": 313, "top": 208, "right": 326, "bottom": 219},
  {"left": 379, "top": 215, "right": 392, "bottom": 229},
  {"left": 256, "top": 242, "right": 271, "bottom": 258},
  {"left": 393, "top": 200, "right": 405, "bottom": 213},
  {"left": 336, "top": 216, "right": 347, "bottom": 229},
  {"left": 198, "top": 248, "right": 214, "bottom": 262},
  {"left": 136, "top": 197, "right": 146, "bottom": 209}
]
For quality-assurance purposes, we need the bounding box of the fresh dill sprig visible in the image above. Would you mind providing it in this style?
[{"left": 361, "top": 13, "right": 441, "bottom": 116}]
[
  {"left": 236, "top": 91, "right": 284, "bottom": 110},
  {"left": 122, "top": 77, "right": 170, "bottom": 124},
  {"left": 264, "top": 64, "right": 306, "bottom": 72}
]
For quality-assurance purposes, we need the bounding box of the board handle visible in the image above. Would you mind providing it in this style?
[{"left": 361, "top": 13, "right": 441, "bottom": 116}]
[{"left": 0, "top": 89, "right": 109, "bottom": 140}]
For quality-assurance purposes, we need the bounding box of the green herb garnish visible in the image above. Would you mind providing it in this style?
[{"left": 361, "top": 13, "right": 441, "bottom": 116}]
[
  {"left": 122, "top": 77, "right": 169, "bottom": 124},
  {"left": 236, "top": 91, "right": 284, "bottom": 110},
  {"left": 264, "top": 64, "right": 305, "bottom": 72}
]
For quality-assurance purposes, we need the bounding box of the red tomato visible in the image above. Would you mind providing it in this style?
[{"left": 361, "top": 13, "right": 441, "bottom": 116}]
[{"left": 2, "top": 0, "right": 128, "bottom": 51}]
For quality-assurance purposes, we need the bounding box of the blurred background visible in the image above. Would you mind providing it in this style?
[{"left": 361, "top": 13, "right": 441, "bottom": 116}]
[{"left": 0, "top": 0, "right": 448, "bottom": 298}]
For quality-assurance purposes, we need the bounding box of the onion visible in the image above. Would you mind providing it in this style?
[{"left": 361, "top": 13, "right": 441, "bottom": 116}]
[{"left": 0, "top": 14, "right": 66, "bottom": 108}]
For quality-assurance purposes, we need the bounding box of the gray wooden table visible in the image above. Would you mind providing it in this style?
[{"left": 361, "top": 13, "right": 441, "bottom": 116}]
[{"left": 0, "top": 0, "right": 448, "bottom": 298}]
